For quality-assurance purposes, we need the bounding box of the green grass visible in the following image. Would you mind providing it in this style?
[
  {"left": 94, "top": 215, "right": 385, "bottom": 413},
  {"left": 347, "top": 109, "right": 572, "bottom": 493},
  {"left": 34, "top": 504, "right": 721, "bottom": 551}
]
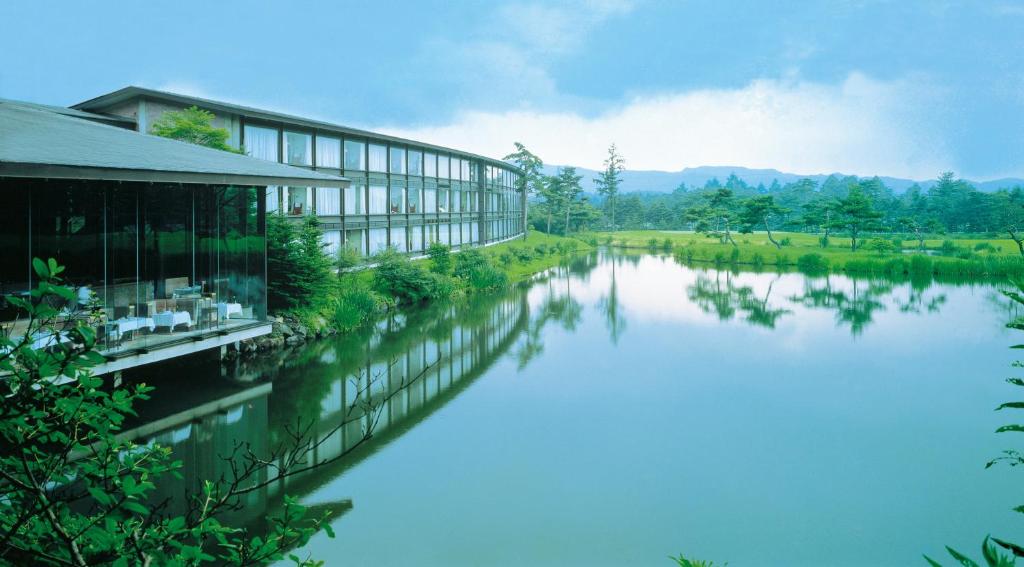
[
  {"left": 478, "top": 231, "right": 594, "bottom": 282},
  {"left": 599, "top": 230, "right": 1024, "bottom": 280}
]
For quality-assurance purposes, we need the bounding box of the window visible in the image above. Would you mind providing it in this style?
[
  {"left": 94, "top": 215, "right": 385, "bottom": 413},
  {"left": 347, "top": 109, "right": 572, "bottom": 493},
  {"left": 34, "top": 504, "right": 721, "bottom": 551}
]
[
  {"left": 345, "top": 229, "right": 366, "bottom": 256},
  {"left": 368, "top": 143, "right": 387, "bottom": 172},
  {"left": 424, "top": 153, "right": 436, "bottom": 177},
  {"left": 284, "top": 131, "right": 312, "bottom": 166},
  {"left": 344, "top": 139, "right": 366, "bottom": 170},
  {"left": 368, "top": 228, "right": 388, "bottom": 254},
  {"left": 462, "top": 222, "right": 472, "bottom": 245},
  {"left": 389, "top": 183, "right": 405, "bottom": 213},
  {"left": 439, "top": 223, "right": 450, "bottom": 245},
  {"left": 451, "top": 223, "right": 461, "bottom": 245},
  {"left": 464, "top": 160, "right": 472, "bottom": 181},
  {"left": 438, "top": 188, "right": 449, "bottom": 213},
  {"left": 450, "top": 158, "right": 460, "bottom": 181},
  {"left": 286, "top": 187, "right": 310, "bottom": 215},
  {"left": 389, "top": 146, "right": 406, "bottom": 174},
  {"left": 407, "top": 186, "right": 421, "bottom": 213},
  {"left": 316, "top": 187, "right": 340, "bottom": 216},
  {"left": 345, "top": 182, "right": 365, "bottom": 215},
  {"left": 438, "top": 155, "right": 450, "bottom": 179},
  {"left": 409, "top": 225, "right": 423, "bottom": 252},
  {"left": 424, "top": 188, "right": 437, "bottom": 213},
  {"left": 265, "top": 186, "right": 280, "bottom": 214},
  {"left": 408, "top": 150, "right": 423, "bottom": 176},
  {"left": 323, "top": 230, "right": 341, "bottom": 255},
  {"left": 244, "top": 125, "right": 278, "bottom": 161},
  {"left": 316, "top": 136, "right": 341, "bottom": 168},
  {"left": 389, "top": 228, "right": 406, "bottom": 252},
  {"left": 369, "top": 183, "right": 387, "bottom": 214},
  {"left": 452, "top": 190, "right": 461, "bottom": 212}
]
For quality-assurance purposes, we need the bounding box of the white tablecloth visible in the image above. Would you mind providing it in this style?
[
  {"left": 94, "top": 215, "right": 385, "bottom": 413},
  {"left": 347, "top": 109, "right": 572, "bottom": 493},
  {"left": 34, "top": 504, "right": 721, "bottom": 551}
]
[
  {"left": 153, "top": 311, "right": 192, "bottom": 329},
  {"left": 109, "top": 317, "right": 155, "bottom": 339},
  {"left": 217, "top": 302, "right": 243, "bottom": 319}
]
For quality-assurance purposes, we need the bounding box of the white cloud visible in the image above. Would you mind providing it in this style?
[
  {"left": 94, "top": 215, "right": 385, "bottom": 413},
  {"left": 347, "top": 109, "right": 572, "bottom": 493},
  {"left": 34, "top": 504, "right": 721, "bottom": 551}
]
[{"left": 381, "top": 72, "right": 952, "bottom": 179}]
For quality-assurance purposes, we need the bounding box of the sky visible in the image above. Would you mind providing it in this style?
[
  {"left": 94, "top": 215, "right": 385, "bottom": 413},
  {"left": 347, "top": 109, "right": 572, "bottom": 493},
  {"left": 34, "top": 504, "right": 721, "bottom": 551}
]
[{"left": 2, "top": 0, "right": 1023, "bottom": 180}]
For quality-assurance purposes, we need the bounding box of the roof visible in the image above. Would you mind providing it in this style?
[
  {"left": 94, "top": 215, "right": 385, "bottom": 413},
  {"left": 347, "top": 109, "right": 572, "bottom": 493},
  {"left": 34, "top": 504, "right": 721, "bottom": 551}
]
[
  {"left": 0, "top": 99, "right": 350, "bottom": 187},
  {"left": 73, "top": 86, "right": 522, "bottom": 174},
  {"left": 3, "top": 99, "right": 136, "bottom": 127}
]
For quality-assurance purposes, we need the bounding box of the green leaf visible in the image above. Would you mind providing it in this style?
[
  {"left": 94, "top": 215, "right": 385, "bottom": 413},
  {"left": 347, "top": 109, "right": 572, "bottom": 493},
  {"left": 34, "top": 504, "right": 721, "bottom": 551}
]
[
  {"left": 995, "top": 424, "right": 1024, "bottom": 433},
  {"left": 946, "top": 546, "right": 981, "bottom": 567},
  {"left": 924, "top": 556, "right": 944, "bottom": 567},
  {"left": 32, "top": 257, "right": 48, "bottom": 278}
]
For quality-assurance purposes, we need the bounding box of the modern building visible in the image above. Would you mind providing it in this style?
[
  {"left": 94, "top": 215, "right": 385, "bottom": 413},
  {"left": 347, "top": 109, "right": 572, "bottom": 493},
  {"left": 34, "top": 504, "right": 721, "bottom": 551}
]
[
  {"left": 0, "top": 98, "right": 348, "bottom": 374},
  {"left": 1, "top": 88, "right": 525, "bottom": 375},
  {"left": 73, "top": 87, "right": 526, "bottom": 257}
]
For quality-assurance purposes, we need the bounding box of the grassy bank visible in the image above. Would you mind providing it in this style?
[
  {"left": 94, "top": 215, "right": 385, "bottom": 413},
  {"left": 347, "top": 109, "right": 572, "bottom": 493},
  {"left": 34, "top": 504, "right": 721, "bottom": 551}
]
[
  {"left": 283, "top": 232, "right": 592, "bottom": 337},
  {"left": 595, "top": 230, "right": 1024, "bottom": 279}
]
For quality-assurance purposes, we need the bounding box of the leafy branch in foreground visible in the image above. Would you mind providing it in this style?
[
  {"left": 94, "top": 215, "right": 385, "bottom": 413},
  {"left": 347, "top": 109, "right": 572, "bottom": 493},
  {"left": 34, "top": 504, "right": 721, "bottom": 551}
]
[
  {"left": 924, "top": 280, "right": 1024, "bottom": 566},
  {"left": 0, "top": 258, "right": 395, "bottom": 566}
]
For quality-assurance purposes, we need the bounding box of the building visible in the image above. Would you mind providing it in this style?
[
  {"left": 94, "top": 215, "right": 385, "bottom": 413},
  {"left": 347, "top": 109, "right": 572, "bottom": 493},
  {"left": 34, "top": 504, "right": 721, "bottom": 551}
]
[
  {"left": 73, "top": 87, "right": 527, "bottom": 257},
  {"left": 0, "top": 98, "right": 349, "bottom": 374}
]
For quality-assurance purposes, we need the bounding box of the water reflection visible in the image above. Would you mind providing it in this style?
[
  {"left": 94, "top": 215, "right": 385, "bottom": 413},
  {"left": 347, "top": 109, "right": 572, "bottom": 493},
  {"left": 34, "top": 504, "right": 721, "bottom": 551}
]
[{"left": 121, "top": 250, "right": 1024, "bottom": 566}]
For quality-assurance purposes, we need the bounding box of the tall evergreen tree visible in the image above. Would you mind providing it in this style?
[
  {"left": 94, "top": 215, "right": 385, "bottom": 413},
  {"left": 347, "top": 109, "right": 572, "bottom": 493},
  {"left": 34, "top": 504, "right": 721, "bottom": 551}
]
[
  {"left": 503, "top": 142, "right": 544, "bottom": 240},
  {"left": 594, "top": 144, "right": 625, "bottom": 231}
]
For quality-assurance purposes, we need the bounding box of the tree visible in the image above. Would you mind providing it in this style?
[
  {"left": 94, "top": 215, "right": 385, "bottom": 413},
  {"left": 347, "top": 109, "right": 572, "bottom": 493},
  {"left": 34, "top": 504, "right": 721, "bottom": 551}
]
[
  {"left": 830, "top": 183, "right": 882, "bottom": 251},
  {"left": 594, "top": 144, "right": 625, "bottom": 231},
  {"left": 993, "top": 189, "right": 1024, "bottom": 257},
  {"left": 554, "top": 167, "right": 583, "bottom": 235},
  {"left": 151, "top": 106, "right": 243, "bottom": 153},
  {"left": 267, "top": 214, "right": 334, "bottom": 310},
  {"left": 503, "top": 143, "right": 544, "bottom": 241},
  {"left": 685, "top": 188, "right": 738, "bottom": 246},
  {"left": 898, "top": 216, "right": 943, "bottom": 250},
  {"left": 800, "top": 197, "right": 838, "bottom": 241},
  {"left": 0, "top": 259, "right": 364, "bottom": 566},
  {"left": 426, "top": 241, "right": 452, "bottom": 274},
  {"left": 739, "top": 195, "right": 788, "bottom": 248}
]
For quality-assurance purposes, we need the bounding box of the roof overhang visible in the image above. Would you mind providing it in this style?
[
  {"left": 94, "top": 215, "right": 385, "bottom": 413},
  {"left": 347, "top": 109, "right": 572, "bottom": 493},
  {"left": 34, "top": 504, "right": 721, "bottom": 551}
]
[{"left": 0, "top": 162, "right": 351, "bottom": 187}]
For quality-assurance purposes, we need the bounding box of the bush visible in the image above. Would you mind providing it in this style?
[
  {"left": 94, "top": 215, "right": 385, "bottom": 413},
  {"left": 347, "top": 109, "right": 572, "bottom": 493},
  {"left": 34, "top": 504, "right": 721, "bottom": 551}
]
[
  {"left": 819, "top": 235, "right": 830, "bottom": 248},
  {"left": 797, "top": 253, "right": 830, "bottom": 274},
  {"left": 331, "top": 282, "right": 382, "bottom": 331},
  {"left": 512, "top": 246, "right": 534, "bottom": 262},
  {"left": 910, "top": 254, "right": 934, "bottom": 274},
  {"left": 427, "top": 241, "right": 452, "bottom": 274},
  {"left": 267, "top": 214, "right": 335, "bottom": 311},
  {"left": 940, "top": 240, "right": 958, "bottom": 256},
  {"left": 729, "top": 247, "right": 741, "bottom": 264},
  {"left": 663, "top": 238, "right": 673, "bottom": 251},
  {"left": 534, "top": 243, "right": 549, "bottom": 256},
  {"left": 775, "top": 253, "right": 790, "bottom": 266},
  {"left": 974, "top": 242, "right": 996, "bottom": 252},
  {"left": 780, "top": 237, "right": 792, "bottom": 247},
  {"left": 891, "top": 238, "right": 903, "bottom": 250},
  {"left": 751, "top": 252, "right": 765, "bottom": 269},
  {"left": 337, "top": 244, "right": 362, "bottom": 272},
  {"left": 713, "top": 251, "right": 726, "bottom": 265},
  {"left": 647, "top": 238, "right": 659, "bottom": 249},
  {"left": 454, "top": 249, "right": 509, "bottom": 290},
  {"left": 866, "top": 237, "right": 896, "bottom": 255},
  {"left": 498, "top": 251, "right": 514, "bottom": 265},
  {"left": 373, "top": 248, "right": 454, "bottom": 304},
  {"left": 685, "top": 248, "right": 695, "bottom": 263}
]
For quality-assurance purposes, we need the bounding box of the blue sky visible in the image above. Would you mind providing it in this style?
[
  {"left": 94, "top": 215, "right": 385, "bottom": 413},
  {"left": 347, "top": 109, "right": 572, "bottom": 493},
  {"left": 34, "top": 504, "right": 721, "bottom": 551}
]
[{"left": 2, "top": 0, "right": 1022, "bottom": 180}]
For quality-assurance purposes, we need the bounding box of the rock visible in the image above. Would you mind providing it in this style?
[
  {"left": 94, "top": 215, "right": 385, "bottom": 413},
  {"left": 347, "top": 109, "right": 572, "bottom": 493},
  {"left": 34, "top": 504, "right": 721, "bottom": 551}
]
[
  {"left": 294, "top": 324, "right": 309, "bottom": 337},
  {"left": 285, "top": 335, "right": 304, "bottom": 347},
  {"left": 273, "top": 322, "right": 294, "bottom": 337}
]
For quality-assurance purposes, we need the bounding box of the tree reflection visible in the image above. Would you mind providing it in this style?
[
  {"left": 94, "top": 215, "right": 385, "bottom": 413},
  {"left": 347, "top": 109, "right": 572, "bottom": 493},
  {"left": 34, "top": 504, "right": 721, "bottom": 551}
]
[
  {"left": 686, "top": 271, "right": 791, "bottom": 329},
  {"left": 788, "top": 277, "right": 888, "bottom": 336},
  {"left": 598, "top": 255, "right": 627, "bottom": 344}
]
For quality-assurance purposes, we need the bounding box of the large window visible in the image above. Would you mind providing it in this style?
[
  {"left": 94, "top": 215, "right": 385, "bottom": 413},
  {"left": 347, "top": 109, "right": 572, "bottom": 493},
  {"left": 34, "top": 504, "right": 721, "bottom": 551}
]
[
  {"left": 345, "top": 182, "right": 365, "bottom": 215},
  {"left": 369, "top": 183, "right": 387, "bottom": 214},
  {"left": 316, "top": 136, "right": 341, "bottom": 169},
  {"left": 266, "top": 186, "right": 280, "bottom": 214},
  {"left": 345, "top": 229, "right": 366, "bottom": 256},
  {"left": 284, "top": 131, "right": 312, "bottom": 166},
  {"left": 409, "top": 225, "right": 423, "bottom": 252},
  {"left": 389, "top": 146, "right": 406, "bottom": 174},
  {"left": 452, "top": 190, "right": 461, "bottom": 212},
  {"left": 408, "top": 150, "right": 423, "bottom": 176},
  {"left": 368, "top": 144, "right": 387, "bottom": 172},
  {"left": 368, "top": 228, "right": 388, "bottom": 254},
  {"left": 389, "top": 228, "right": 406, "bottom": 252},
  {"left": 438, "top": 188, "right": 449, "bottom": 213},
  {"left": 344, "top": 139, "right": 366, "bottom": 170},
  {"left": 438, "top": 155, "right": 450, "bottom": 179},
  {"left": 424, "top": 187, "right": 437, "bottom": 213},
  {"left": 424, "top": 153, "right": 437, "bottom": 177},
  {"left": 244, "top": 124, "right": 278, "bottom": 161},
  {"left": 463, "top": 160, "right": 472, "bottom": 181},
  {"left": 407, "top": 186, "right": 421, "bottom": 213},
  {"left": 316, "top": 187, "right": 340, "bottom": 216},
  {"left": 323, "top": 230, "right": 341, "bottom": 256},
  {"left": 286, "top": 187, "right": 310, "bottom": 215},
  {"left": 389, "top": 183, "right": 405, "bottom": 213}
]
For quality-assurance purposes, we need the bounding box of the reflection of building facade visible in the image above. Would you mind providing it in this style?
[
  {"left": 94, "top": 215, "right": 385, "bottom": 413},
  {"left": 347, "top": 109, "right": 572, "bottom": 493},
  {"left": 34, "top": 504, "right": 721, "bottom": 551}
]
[
  {"left": 73, "top": 87, "right": 526, "bottom": 256},
  {"left": 125, "top": 290, "right": 529, "bottom": 528},
  {"left": 0, "top": 99, "right": 346, "bottom": 374}
]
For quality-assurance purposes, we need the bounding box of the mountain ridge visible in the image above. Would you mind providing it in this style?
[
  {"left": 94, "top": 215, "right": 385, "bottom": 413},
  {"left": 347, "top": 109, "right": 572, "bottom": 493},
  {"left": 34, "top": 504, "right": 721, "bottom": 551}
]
[{"left": 541, "top": 164, "right": 1024, "bottom": 195}]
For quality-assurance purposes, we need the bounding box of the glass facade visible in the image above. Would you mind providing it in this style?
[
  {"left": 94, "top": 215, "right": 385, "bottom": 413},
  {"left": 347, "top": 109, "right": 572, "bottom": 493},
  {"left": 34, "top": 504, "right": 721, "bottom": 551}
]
[
  {"left": 0, "top": 178, "right": 267, "bottom": 356},
  {"left": 237, "top": 112, "right": 524, "bottom": 258}
]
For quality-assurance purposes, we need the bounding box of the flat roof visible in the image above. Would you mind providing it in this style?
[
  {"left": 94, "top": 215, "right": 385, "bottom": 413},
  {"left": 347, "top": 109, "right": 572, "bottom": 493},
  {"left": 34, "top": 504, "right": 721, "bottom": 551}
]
[
  {"left": 0, "top": 99, "right": 350, "bottom": 187},
  {"left": 72, "top": 86, "right": 522, "bottom": 174}
]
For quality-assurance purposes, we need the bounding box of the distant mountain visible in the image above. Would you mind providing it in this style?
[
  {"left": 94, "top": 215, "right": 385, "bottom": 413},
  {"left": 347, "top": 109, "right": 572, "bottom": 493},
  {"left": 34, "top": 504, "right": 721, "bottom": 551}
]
[{"left": 541, "top": 165, "right": 1024, "bottom": 195}]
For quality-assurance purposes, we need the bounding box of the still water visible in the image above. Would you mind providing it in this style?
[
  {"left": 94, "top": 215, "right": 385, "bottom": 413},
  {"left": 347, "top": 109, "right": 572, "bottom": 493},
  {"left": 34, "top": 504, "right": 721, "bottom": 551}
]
[{"left": 131, "top": 252, "right": 1023, "bottom": 566}]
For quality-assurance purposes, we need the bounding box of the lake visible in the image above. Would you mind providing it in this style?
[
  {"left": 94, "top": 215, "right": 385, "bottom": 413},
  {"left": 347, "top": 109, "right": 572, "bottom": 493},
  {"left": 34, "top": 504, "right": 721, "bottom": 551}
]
[{"left": 130, "top": 251, "right": 1024, "bottom": 566}]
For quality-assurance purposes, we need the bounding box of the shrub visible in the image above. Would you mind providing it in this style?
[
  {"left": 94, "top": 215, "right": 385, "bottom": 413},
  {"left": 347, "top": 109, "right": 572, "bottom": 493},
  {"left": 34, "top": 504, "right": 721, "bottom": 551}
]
[
  {"left": 910, "top": 253, "right": 933, "bottom": 274},
  {"left": 534, "top": 243, "right": 549, "bottom": 256},
  {"left": 373, "top": 248, "right": 453, "bottom": 304},
  {"left": 891, "top": 238, "right": 903, "bottom": 250},
  {"left": 663, "top": 238, "right": 673, "bottom": 251},
  {"left": 713, "top": 251, "right": 726, "bottom": 265},
  {"left": 337, "top": 244, "right": 362, "bottom": 272},
  {"left": 685, "top": 248, "right": 695, "bottom": 263},
  {"left": 775, "top": 253, "right": 790, "bottom": 266},
  {"left": 974, "top": 242, "right": 996, "bottom": 252},
  {"left": 866, "top": 237, "right": 896, "bottom": 255},
  {"left": 587, "top": 236, "right": 599, "bottom": 247},
  {"left": 729, "top": 247, "right": 741, "bottom": 264},
  {"left": 332, "top": 283, "right": 382, "bottom": 331},
  {"left": 647, "top": 238, "right": 659, "bottom": 249},
  {"left": 819, "top": 235, "right": 830, "bottom": 248},
  {"left": 940, "top": 240, "right": 958, "bottom": 256},
  {"left": 780, "top": 237, "right": 792, "bottom": 247},
  {"left": 267, "top": 214, "right": 335, "bottom": 311},
  {"left": 751, "top": 252, "right": 765, "bottom": 269},
  {"left": 427, "top": 241, "right": 452, "bottom": 274},
  {"left": 498, "top": 251, "right": 514, "bottom": 265},
  {"left": 797, "top": 253, "right": 830, "bottom": 274},
  {"left": 512, "top": 246, "right": 534, "bottom": 262},
  {"left": 454, "top": 249, "right": 509, "bottom": 290}
]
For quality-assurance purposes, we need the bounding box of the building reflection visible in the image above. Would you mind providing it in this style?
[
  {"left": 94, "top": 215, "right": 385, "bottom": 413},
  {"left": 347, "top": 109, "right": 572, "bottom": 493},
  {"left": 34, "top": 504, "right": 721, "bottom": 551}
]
[{"left": 122, "top": 287, "right": 530, "bottom": 529}]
